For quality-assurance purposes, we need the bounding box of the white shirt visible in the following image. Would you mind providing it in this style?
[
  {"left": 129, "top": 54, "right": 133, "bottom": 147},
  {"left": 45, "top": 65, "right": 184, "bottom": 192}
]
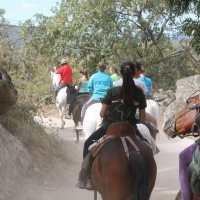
[{"left": 115, "top": 78, "right": 148, "bottom": 94}]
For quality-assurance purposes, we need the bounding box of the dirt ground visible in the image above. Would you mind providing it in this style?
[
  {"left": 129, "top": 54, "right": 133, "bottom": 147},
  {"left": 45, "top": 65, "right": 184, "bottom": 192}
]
[{"left": 14, "top": 104, "right": 195, "bottom": 200}]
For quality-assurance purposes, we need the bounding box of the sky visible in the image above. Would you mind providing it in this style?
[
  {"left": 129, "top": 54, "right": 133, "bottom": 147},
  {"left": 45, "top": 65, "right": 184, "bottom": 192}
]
[{"left": 0, "top": 1, "right": 60, "bottom": 25}]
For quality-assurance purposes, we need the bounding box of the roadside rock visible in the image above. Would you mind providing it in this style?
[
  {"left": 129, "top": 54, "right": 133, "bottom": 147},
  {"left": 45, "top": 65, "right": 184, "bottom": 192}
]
[{"left": 0, "top": 124, "right": 33, "bottom": 200}]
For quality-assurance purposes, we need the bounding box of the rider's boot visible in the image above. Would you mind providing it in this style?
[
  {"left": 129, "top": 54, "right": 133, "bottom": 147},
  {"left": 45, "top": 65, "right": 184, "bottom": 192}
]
[
  {"left": 75, "top": 152, "right": 94, "bottom": 190},
  {"left": 85, "top": 177, "right": 94, "bottom": 190},
  {"left": 51, "top": 92, "right": 57, "bottom": 104},
  {"left": 65, "top": 113, "right": 71, "bottom": 119}
]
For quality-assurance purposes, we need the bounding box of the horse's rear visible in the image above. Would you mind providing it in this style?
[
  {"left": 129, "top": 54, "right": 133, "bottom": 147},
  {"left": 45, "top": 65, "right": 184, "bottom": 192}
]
[
  {"left": 72, "top": 95, "right": 91, "bottom": 126},
  {"left": 92, "top": 122, "right": 157, "bottom": 200}
]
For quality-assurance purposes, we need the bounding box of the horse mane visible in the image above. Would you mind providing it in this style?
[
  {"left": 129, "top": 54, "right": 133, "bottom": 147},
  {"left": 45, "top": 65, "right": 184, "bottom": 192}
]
[{"left": 51, "top": 71, "right": 61, "bottom": 87}]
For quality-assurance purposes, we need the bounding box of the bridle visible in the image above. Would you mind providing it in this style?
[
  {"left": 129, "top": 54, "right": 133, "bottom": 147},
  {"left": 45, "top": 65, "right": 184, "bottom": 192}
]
[{"left": 166, "top": 103, "right": 200, "bottom": 139}]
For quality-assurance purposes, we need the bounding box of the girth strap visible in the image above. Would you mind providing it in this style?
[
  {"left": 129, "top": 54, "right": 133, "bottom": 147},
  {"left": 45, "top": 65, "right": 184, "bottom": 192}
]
[{"left": 121, "top": 136, "right": 140, "bottom": 161}]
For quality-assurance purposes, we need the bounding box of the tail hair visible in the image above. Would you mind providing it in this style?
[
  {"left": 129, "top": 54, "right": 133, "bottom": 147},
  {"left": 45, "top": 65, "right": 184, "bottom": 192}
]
[{"left": 130, "top": 151, "right": 149, "bottom": 200}]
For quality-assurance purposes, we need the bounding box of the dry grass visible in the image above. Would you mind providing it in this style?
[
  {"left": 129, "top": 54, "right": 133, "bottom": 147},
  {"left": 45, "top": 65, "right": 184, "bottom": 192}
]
[{"left": 0, "top": 102, "right": 69, "bottom": 175}]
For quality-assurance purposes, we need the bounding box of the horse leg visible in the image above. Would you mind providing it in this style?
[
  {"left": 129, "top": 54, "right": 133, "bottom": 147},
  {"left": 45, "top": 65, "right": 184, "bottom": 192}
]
[
  {"left": 56, "top": 104, "right": 65, "bottom": 129},
  {"left": 75, "top": 129, "right": 80, "bottom": 143}
]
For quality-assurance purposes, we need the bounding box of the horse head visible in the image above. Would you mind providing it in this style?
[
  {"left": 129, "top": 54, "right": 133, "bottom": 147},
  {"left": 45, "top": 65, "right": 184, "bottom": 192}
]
[
  {"left": 163, "top": 94, "right": 200, "bottom": 138},
  {"left": 50, "top": 71, "right": 61, "bottom": 88},
  {"left": 188, "top": 139, "right": 200, "bottom": 198}
]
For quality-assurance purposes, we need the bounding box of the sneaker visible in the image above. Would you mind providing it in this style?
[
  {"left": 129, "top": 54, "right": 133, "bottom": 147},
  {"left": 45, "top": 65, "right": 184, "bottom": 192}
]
[
  {"left": 85, "top": 179, "right": 94, "bottom": 190},
  {"left": 51, "top": 99, "right": 56, "bottom": 104},
  {"left": 76, "top": 122, "right": 83, "bottom": 130},
  {"left": 76, "top": 124, "right": 83, "bottom": 130},
  {"left": 65, "top": 115, "right": 71, "bottom": 119}
]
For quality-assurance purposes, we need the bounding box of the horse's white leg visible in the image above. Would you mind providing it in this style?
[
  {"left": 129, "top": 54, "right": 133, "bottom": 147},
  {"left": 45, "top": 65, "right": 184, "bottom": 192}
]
[
  {"left": 83, "top": 103, "right": 102, "bottom": 139},
  {"left": 55, "top": 87, "right": 67, "bottom": 129},
  {"left": 56, "top": 104, "right": 65, "bottom": 129}
]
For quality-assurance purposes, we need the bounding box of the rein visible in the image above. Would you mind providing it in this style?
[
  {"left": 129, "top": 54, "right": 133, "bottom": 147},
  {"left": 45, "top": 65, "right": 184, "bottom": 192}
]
[
  {"left": 193, "top": 153, "right": 200, "bottom": 178},
  {"left": 170, "top": 103, "right": 200, "bottom": 139},
  {"left": 192, "top": 139, "right": 200, "bottom": 179}
]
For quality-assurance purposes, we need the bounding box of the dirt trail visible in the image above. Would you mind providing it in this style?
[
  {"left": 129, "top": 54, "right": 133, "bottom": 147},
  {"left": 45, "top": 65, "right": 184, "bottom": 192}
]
[{"left": 15, "top": 108, "right": 195, "bottom": 200}]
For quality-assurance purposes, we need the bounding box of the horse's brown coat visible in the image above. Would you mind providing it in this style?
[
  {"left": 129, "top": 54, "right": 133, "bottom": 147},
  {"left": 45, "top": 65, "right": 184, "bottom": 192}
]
[{"left": 91, "top": 122, "right": 157, "bottom": 200}]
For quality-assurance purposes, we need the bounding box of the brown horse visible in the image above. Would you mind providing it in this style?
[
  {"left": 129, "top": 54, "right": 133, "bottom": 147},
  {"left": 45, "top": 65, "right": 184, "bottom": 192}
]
[
  {"left": 66, "top": 84, "right": 91, "bottom": 142},
  {"left": 188, "top": 141, "right": 200, "bottom": 200},
  {"left": 72, "top": 94, "right": 91, "bottom": 142},
  {"left": 91, "top": 122, "right": 157, "bottom": 200},
  {"left": 163, "top": 94, "right": 200, "bottom": 139},
  {"left": 163, "top": 94, "right": 200, "bottom": 200}
]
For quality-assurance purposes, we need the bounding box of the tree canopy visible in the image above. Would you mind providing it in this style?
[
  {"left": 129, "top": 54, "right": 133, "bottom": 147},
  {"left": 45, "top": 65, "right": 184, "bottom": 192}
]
[
  {"left": 1, "top": 0, "right": 200, "bottom": 102},
  {"left": 167, "top": 0, "right": 200, "bottom": 53}
]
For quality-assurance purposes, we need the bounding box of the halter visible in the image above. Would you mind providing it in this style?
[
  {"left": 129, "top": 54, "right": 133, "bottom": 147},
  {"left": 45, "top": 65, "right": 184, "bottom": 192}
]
[{"left": 167, "top": 103, "right": 200, "bottom": 139}]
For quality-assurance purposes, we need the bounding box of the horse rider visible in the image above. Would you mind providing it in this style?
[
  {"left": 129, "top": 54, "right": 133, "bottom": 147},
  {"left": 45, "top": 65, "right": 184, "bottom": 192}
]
[
  {"left": 179, "top": 142, "right": 198, "bottom": 200},
  {"left": 79, "top": 61, "right": 113, "bottom": 129},
  {"left": 51, "top": 59, "right": 73, "bottom": 104},
  {"left": 115, "top": 61, "right": 148, "bottom": 94},
  {"left": 76, "top": 61, "right": 147, "bottom": 190},
  {"left": 115, "top": 61, "right": 158, "bottom": 137},
  {"left": 109, "top": 66, "right": 119, "bottom": 86},
  {"left": 138, "top": 67, "right": 154, "bottom": 100},
  {"left": 65, "top": 68, "right": 89, "bottom": 121}
]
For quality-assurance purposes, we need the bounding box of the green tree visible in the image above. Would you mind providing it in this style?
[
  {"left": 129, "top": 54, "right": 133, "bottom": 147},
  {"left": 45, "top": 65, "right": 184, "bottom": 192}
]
[
  {"left": 1, "top": 0, "right": 199, "bottom": 101},
  {"left": 166, "top": 0, "right": 200, "bottom": 53},
  {"left": 20, "top": 0, "right": 199, "bottom": 90}
]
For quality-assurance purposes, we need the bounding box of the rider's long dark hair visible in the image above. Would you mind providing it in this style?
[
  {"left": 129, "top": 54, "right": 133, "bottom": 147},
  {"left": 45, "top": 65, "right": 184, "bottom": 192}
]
[
  {"left": 80, "top": 68, "right": 89, "bottom": 80},
  {"left": 120, "top": 61, "right": 140, "bottom": 107}
]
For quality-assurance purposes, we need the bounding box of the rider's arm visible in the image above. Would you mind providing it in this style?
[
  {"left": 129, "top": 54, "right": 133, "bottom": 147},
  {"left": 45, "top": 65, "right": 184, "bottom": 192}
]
[
  {"left": 76, "top": 78, "right": 82, "bottom": 91},
  {"left": 53, "top": 66, "right": 58, "bottom": 74},
  {"left": 139, "top": 108, "right": 145, "bottom": 124},
  {"left": 100, "top": 104, "right": 109, "bottom": 118}
]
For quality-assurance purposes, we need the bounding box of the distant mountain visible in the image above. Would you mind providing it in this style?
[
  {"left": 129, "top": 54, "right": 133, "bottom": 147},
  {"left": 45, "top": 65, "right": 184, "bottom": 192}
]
[{"left": 1, "top": 25, "right": 23, "bottom": 47}]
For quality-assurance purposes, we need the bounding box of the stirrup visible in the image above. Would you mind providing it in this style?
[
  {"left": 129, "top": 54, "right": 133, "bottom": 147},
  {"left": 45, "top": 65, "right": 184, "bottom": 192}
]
[{"left": 65, "top": 115, "right": 71, "bottom": 119}]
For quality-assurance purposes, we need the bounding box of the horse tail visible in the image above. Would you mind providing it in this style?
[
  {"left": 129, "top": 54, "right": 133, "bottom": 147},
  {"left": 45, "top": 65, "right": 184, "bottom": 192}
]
[{"left": 129, "top": 151, "right": 149, "bottom": 200}]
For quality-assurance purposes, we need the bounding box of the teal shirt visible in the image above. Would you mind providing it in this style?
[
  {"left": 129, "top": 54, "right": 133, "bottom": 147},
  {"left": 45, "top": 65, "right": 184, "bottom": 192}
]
[
  {"left": 79, "top": 81, "right": 88, "bottom": 93},
  {"left": 88, "top": 71, "right": 113, "bottom": 100},
  {"left": 138, "top": 77, "right": 152, "bottom": 94}
]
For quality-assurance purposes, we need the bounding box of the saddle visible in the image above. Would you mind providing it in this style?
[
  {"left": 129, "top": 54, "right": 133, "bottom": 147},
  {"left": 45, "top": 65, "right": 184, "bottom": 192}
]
[
  {"left": 91, "top": 122, "right": 136, "bottom": 158},
  {"left": 76, "top": 94, "right": 91, "bottom": 102},
  {"left": 193, "top": 196, "right": 200, "bottom": 200},
  {"left": 106, "top": 122, "right": 136, "bottom": 137}
]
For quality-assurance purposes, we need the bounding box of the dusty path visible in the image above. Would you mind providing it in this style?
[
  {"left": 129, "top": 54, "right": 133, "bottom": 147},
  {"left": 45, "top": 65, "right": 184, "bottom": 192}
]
[{"left": 16, "top": 113, "right": 195, "bottom": 200}]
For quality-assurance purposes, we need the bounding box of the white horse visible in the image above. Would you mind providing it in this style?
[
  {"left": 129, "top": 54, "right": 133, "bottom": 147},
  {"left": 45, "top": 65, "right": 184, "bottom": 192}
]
[
  {"left": 146, "top": 99, "right": 159, "bottom": 122},
  {"left": 83, "top": 101, "right": 160, "bottom": 155},
  {"left": 50, "top": 71, "right": 68, "bottom": 129}
]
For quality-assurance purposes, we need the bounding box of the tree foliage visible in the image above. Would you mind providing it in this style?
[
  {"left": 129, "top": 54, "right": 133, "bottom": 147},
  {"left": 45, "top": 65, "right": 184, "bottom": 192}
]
[
  {"left": 166, "top": 0, "right": 200, "bottom": 54},
  {"left": 0, "top": 0, "right": 200, "bottom": 103}
]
